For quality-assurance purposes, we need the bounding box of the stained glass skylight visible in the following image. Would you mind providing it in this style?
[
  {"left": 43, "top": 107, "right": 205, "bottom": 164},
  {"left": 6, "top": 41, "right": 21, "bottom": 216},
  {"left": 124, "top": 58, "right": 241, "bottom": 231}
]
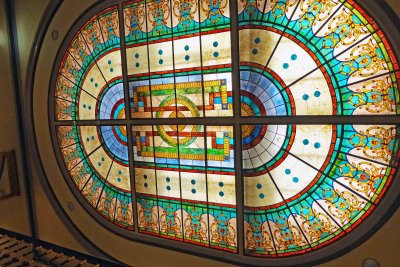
[{"left": 51, "top": 0, "right": 400, "bottom": 262}]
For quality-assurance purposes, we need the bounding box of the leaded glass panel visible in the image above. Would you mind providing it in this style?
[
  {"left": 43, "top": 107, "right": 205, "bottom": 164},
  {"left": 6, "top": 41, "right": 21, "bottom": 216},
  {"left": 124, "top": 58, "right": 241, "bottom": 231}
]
[{"left": 51, "top": 0, "right": 400, "bottom": 263}]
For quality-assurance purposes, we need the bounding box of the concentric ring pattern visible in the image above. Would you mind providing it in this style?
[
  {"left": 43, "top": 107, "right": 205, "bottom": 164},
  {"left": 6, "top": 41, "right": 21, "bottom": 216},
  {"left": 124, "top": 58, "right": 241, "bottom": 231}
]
[{"left": 52, "top": 0, "right": 400, "bottom": 260}]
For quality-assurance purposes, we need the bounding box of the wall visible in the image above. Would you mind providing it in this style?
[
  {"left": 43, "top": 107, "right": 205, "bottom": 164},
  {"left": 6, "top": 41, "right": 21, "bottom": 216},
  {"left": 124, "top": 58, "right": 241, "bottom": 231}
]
[
  {"left": 0, "top": 0, "right": 30, "bottom": 236},
  {"left": 386, "top": 0, "right": 400, "bottom": 16},
  {"left": 0, "top": 0, "right": 399, "bottom": 266}
]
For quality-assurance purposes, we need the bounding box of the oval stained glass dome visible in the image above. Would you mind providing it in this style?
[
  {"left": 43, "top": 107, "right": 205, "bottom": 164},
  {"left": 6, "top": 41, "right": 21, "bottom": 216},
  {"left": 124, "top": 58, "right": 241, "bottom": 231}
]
[{"left": 50, "top": 0, "right": 400, "bottom": 264}]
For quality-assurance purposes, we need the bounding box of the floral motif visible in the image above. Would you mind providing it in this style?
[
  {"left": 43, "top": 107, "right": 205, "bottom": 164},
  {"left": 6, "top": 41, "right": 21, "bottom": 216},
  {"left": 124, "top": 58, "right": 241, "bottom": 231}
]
[
  {"left": 349, "top": 126, "right": 394, "bottom": 162},
  {"left": 210, "top": 212, "right": 236, "bottom": 248},
  {"left": 200, "top": 0, "right": 228, "bottom": 24},
  {"left": 124, "top": 3, "right": 146, "bottom": 37},
  {"left": 138, "top": 200, "right": 159, "bottom": 233},
  {"left": 298, "top": 0, "right": 338, "bottom": 28},
  {"left": 160, "top": 204, "right": 182, "bottom": 236},
  {"left": 148, "top": 0, "right": 171, "bottom": 34},
  {"left": 173, "top": 0, "right": 198, "bottom": 28},
  {"left": 183, "top": 207, "right": 208, "bottom": 242}
]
